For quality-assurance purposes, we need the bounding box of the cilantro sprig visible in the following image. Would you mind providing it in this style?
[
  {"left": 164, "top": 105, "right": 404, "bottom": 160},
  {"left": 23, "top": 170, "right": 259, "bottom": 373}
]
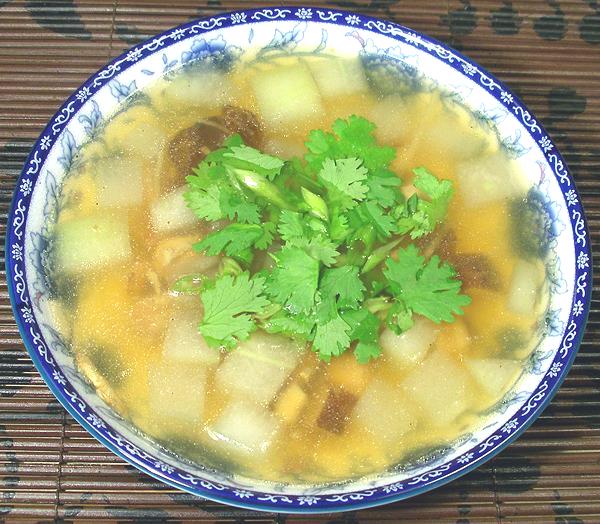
[{"left": 181, "top": 116, "right": 471, "bottom": 362}]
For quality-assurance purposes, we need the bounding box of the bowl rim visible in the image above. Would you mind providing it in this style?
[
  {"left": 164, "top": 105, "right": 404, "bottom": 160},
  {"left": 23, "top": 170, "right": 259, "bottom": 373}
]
[{"left": 5, "top": 6, "right": 593, "bottom": 513}]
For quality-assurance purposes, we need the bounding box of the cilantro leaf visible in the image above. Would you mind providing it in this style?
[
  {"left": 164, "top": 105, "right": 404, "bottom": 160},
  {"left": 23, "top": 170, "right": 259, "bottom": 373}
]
[
  {"left": 395, "top": 167, "right": 454, "bottom": 238},
  {"left": 224, "top": 145, "right": 284, "bottom": 180},
  {"left": 363, "top": 201, "right": 397, "bottom": 238},
  {"left": 313, "top": 301, "right": 351, "bottom": 362},
  {"left": 341, "top": 308, "right": 382, "bottom": 363},
  {"left": 264, "top": 310, "right": 315, "bottom": 339},
  {"left": 303, "top": 236, "right": 339, "bottom": 266},
  {"left": 266, "top": 247, "right": 319, "bottom": 314},
  {"left": 305, "top": 115, "right": 396, "bottom": 172},
  {"left": 318, "top": 157, "right": 369, "bottom": 208},
  {"left": 366, "top": 168, "right": 403, "bottom": 208},
  {"left": 199, "top": 272, "right": 270, "bottom": 349},
  {"left": 384, "top": 244, "right": 471, "bottom": 325},
  {"left": 320, "top": 266, "right": 365, "bottom": 309},
  {"left": 278, "top": 210, "right": 305, "bottom": 243},
  {"left": 194, "top": 224, "right": 263, "bottom": 257}
]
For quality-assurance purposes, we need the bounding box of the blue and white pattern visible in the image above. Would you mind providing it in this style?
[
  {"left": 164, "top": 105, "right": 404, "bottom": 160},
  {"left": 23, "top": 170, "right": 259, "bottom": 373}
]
[{"left": 5, "top": 7, "right": 592, "bottom": 514}]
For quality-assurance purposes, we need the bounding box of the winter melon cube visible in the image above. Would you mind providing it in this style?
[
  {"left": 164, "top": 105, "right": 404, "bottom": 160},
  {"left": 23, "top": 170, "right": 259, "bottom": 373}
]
[
  {"left": 148, "top": 362, "right": 206, "bottom": 426},
  {"left": 402, "top": 349, "right": 473, "bottom": 426},
  {"left": 380, "top": 317, "right": 439, "bottom": 369},
  {"left": 150, "top": 186, "right": 198, "bottom": 233},
  {"left": 208, "top": 401, "right": 279, "bottom": 454},
  {"left": 163, "top": 309, "right": 220, "bottom": 366},
  {"left": 466, "top": 358, "right": 521, "bottom": 401},
  {"left": 151, "top": 70, "right": 235, "bottom": 113},
  {"left": 55, "top": 213, "right": 132, "bottom": 274},
  {"left": 251, "top": 61, "right": 322, "bottom": 128},
  {"left": 456, "top": 152, "right": 525, "bottom": 208},
  {"left": 103, "top": 105, "right": 166, "bottom": 162},
  {"left": 507, "top": 260, "right": 544, "bottom": 316},
  {"left": 369, "top": 95, "right": 413, "bottom": 145},
  {"left": 95, "top": 156, "right": 144, "bottom": 208},
  {"left": 307, "top": 56, "right": 368, "bottom": 97},
  {"left": 215, "top": 331, "right": 303, "bottom": 405},
  {"left": 353, "top": 379, "right": 417, "bottom": 442}
]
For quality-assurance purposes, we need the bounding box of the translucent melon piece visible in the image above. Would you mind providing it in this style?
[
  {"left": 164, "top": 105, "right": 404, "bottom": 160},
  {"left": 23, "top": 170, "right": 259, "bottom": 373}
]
[
  {"left": 208, "top": 401, "right": 279, "bottom": 455},
  {"left": 262, "top": 137, "right": 306, "bottom": 160},
  {"left": 402, "top": 349, "right": 473, "bottom": 426},
  {"left": 103, "top": 106, "right": 166, "bottom": 162},
  {"left": 507, "top": 260, "right": 544, "bottom": 316},
  {"left": 307, "top": 56, "right": 368, "bottom": 98},
  {"left": 163, "top": 309, "right": 220, "bottom": 366},
  {"left": 148, "top": 362, "right": 207, "bottom": 426},
  {"left": 215, "top": 331, "right": 303, "bottom": 405},
  {"left": 251, "top": 61, "right": 322, "bottom": 128},
  {"left": 55, "top": 213, "right": 131, "bottom": 274},
  {"left": 95, "top": 156, "right": 144, "bottom": 208},
  {"left": 379, "top": 317, "right": 439, "bottom": 369},
  {"left": 456, "top": 152, "right": 525, "bottom": 208},
  {"left": 353, "top": 379, "right": 417, "bottom": 443},
  {"left": 466, "top": 358, "right": 521, "bottom": 401},
  {"left": 151, "top": 70, "right": 235, "bottom": 113},
  {"left": 368, "top": 95, "right": 413, "bottom": 145},
  {"left": 421, "top": 105, "right": 493, "bottom": 161},
  {"left": 150, "top": 186, "right": 198, "bottom": 233}
]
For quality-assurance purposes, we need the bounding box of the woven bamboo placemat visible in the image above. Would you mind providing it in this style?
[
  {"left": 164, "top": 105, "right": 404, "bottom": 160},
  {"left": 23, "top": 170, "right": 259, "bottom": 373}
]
[{"left": 0, "top": 0, "right": 599, "bottom": 521}]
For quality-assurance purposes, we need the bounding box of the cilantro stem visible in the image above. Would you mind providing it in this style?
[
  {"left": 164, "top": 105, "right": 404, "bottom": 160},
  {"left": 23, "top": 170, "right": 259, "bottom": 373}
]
[
  {"left": 229, "top": 167, "right": 297, "bottom": 211},
  {"left": 362, "top": 238, "right": 402, "bottom": 274}
]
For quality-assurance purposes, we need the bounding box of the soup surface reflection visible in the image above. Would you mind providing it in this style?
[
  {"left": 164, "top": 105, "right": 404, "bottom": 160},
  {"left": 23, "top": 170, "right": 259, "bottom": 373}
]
[{"left": 47, "top": 55, "right": 548, "bottom": 483}]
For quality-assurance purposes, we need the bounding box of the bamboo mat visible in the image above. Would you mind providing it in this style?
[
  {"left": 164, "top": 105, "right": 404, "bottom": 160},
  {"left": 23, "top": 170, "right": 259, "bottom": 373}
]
[{"left": 0, "top": 0, "right": 599, "bottom": 521}]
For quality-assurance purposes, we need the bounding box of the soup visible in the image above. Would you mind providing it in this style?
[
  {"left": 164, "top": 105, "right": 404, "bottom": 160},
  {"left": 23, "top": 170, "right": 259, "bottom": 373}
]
[{"left": 46, "top": 53, "right": 548, "bottom": 484}]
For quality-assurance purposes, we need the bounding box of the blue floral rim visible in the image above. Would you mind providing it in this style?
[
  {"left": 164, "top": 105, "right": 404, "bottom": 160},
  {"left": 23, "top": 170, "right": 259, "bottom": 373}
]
[{"left": 5, "top": 6, "right": 593, "bottom": 513}]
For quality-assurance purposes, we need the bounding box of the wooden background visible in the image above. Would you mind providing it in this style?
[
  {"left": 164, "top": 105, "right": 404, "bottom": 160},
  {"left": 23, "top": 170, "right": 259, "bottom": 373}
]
[{"left": 0, "top": 0, "right": 599, "bottom": 521}]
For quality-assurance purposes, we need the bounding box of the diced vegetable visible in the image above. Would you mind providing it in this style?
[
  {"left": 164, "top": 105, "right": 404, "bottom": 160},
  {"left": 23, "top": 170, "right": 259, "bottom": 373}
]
[
  {"left": 150, "top": 186, "right": 198, "bottom": 233},
  {"left": 421, "top": 105, "right": 493, "bottom": 161},
  {"left": 456, "top": 153, "right": 525, "bottom": 208},
  {"left": 353, "top": 378, "right": 416, "bottom": 442},
  {"left": 507, "top": 260, "right": 543, "bottom": 315},
  {"left": 379, "top": 317, "right": 439, "bottom": 369},
  {"left": 307, "top": 56, "right": 368, "bottom": 98},
  {"left": 151, "top": 70, "right": 236, "bottom": 113},
  {"left": 262, "top": 137, "right": 306, "bottom": 160},
  {"left": 148, "top": 362, "right": 207, "bottom": 425},
  {"left": 317, "top": 388, "right": 357, "bottom": 434},
  {"left": 251, "top": 61, "right": 322, "bottom": 127},
  {"left": 163, "top": 310, "right": 220, "bottom": 366},
  {"left": 55, "top": 213, "right": 132, "bottom": 274},
  {"left": 466, "top": 357, "right": 521, "bottom": 401},
  {"left": 215, "top": 331, "right": 303, "bottom": 404},
  {"left": 95, "top": 156, "right": 144, "bottom": 208},
  {"left": 208, "top": 401, "right": 279, "bottom": 454},
  {"left": 274, "top": 383, "right": 308, "bottom": 424},
  {"left": 103, "top": 106, "right": 166, "bottom": 162},
  {"left": 435, "top": 318, "right": 471, "bottom": 356},
  {"left": 368, "top": 95, "right": 413, "bottom": 145},
  {"left": 401, "top": 349, "right": 472, "bottom": 426},
  {"left": 326, "top": 353, "right": 370, "bottom": 395}
]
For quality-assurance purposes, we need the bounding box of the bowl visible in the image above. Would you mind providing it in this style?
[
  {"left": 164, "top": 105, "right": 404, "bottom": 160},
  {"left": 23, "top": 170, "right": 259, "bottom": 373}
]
[{"left": 6, "top": 7, "right": 592, "bottom": 513}]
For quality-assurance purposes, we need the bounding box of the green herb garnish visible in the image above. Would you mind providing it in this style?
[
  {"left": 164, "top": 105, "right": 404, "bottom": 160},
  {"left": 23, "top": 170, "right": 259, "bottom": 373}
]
[{"left": 181, "top": 115, "right": 471, "bottom": 363}]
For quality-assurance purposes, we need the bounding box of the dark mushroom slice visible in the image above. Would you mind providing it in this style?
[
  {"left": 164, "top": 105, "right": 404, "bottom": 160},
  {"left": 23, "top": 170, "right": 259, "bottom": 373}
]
[
  {"left": 222, "top": 105, "right": 262, "bottom": 148},
  {"left": 317, "top": 388, "right": 358, "bottom": 434},
  {"left": 168, "top": 118, "right": 229, "bottom": 177}
]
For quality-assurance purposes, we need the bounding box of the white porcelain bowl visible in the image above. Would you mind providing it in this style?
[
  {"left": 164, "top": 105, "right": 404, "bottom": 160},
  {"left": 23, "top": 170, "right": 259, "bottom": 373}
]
[{"left": 6, "top": 7, "right": 592, "bottom": 513}]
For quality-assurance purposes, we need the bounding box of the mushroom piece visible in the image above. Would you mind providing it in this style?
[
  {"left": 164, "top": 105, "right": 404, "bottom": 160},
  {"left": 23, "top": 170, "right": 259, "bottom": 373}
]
[
  {"left": 167, "top": 106, "right": 263, "bottom": 179},
  {"left": 168, "top": 118, "right": 229, "bottom": 177},
  {"left": 222, "top": 105, "right": 262, "bottom": 148}
]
